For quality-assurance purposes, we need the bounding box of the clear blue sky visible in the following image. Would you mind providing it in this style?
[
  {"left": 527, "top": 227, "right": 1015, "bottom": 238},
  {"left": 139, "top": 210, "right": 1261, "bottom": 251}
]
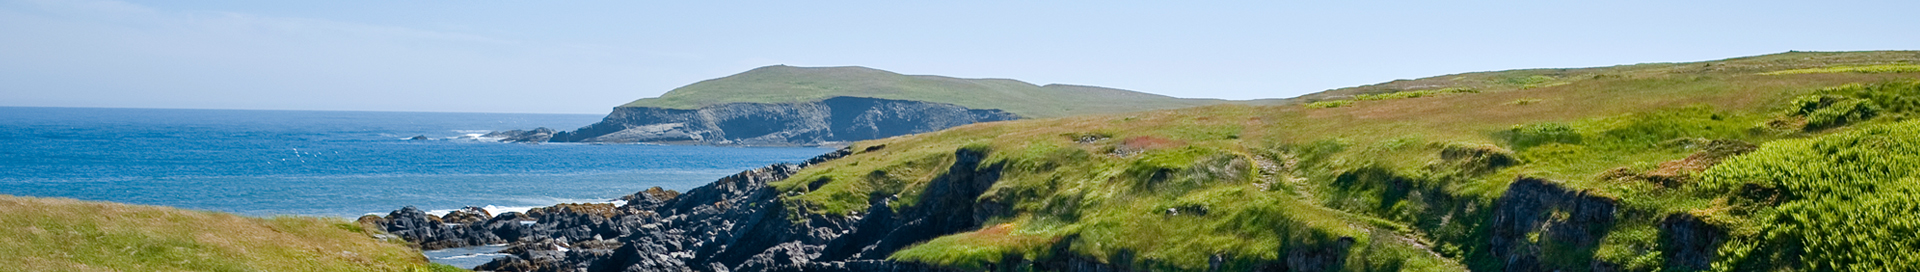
[{"left": 3, "top": 0, "right": 1916, "bottom": 114}]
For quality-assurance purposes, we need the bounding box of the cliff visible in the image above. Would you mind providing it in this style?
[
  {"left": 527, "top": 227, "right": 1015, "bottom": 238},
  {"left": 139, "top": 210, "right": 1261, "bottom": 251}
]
[
  {"left": 380, "top": 51, "right": 1920, "bottom": 271},
  {"left": 542, "top": 96, "right": 1020, "bottom": 146}
]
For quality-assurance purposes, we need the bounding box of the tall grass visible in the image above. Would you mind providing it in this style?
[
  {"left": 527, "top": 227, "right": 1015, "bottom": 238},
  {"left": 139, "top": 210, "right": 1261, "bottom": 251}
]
[{"left": 0, "top": 195, "right": 457, "bottom": 272}]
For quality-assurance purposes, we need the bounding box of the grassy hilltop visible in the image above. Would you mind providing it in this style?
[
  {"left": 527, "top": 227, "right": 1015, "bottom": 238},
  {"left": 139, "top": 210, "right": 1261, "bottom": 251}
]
[
  {"left": 0, "top": 195, "right": 462, "bottom": 272},
  {"left": 620, "top": 65, "right": 1230, "bottom": 118},
  {"left": 770, "top": 51, "right": 1920, "bottom": 271}
]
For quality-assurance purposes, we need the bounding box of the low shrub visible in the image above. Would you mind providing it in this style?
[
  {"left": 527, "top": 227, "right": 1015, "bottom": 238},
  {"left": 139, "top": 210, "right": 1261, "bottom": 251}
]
[
  {"left": 1306, "top": 100, "right": 1354, "bottom": 109},
  {"left": 1504, "top": 122, "right": 1582, "bottom": 149},
  {"left": 1352, "top": 87, "right": 1480, "bottom": 101},
  {"left": 1697, "top": 120, "right": 1920, "bottom": 271}
]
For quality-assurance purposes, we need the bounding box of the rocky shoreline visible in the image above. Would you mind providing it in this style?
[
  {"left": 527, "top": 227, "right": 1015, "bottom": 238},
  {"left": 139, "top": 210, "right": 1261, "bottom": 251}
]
[
  {"left": 365, "top": 147, "right": 987, "bottom": 271},
  {"left": 364, "top": 145, "right": 1700, "bottom": 271}
]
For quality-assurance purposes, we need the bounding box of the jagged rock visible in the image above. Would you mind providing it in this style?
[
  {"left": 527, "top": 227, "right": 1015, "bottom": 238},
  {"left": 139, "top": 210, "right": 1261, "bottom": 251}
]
[
  {"left": 618, "top": 187, "right": 679, "bottom": 211},
  {"left": 1283, "top": 237, "right": 1355, "bottom": 272},
  {"left": 485, "top": 127, "right": 557, "bottom": 143},
  {"left": 1660, "top": 213, "right": 1726, "bottom": 270},
  {"left": 378, "top": 147, "right": 1028, "bottom": 271},
  {"left": 442, "top": 206, "right": 491, "bottom": 224},
  {"left": 547, "top": 97, "right": 1021, "bottom": 146},
  {"left": 1489, "top": 176, "right": 1619, "bottom": 271}
]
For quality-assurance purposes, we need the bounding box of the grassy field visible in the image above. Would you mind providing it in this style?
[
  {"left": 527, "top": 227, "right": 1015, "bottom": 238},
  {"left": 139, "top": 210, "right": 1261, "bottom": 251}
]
[
  {"left": 0, "top": 195, "right": 462, "bottom": 272},
  {"left": 618, "top": 65, "right": 1231, "bottom": 118},
  {"left": 770, "top": 50, "right": 1920, "bottom": 271}
]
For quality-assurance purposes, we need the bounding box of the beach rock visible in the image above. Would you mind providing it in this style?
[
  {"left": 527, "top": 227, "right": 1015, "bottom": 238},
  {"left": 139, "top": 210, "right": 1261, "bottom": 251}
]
[
  {"left": 442, "top": 206, "right": 491, "bottom": 224},
  {"left": 618, "top": 186, "right": 678, "bottom": 211}
]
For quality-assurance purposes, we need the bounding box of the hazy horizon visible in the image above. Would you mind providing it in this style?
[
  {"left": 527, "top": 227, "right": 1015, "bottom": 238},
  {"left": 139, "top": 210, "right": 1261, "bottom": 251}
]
[{"left": 4, "top": 0, "right": 1917, "bottom": 114}]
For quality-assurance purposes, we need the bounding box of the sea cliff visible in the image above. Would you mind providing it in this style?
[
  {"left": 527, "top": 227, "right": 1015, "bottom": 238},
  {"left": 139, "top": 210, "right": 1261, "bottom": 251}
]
[{"left": 500, "top": 96, "right": 1019, "bottom": 146}]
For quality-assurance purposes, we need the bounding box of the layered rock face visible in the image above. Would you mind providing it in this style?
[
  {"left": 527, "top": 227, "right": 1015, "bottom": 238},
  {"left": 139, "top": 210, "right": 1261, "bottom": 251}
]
[
  {"left": 543, "top": 96, "right": 1020, "bottom": 146},
  {"left": 1488, "top": 177, "right": 1620, "bottom": 271}
]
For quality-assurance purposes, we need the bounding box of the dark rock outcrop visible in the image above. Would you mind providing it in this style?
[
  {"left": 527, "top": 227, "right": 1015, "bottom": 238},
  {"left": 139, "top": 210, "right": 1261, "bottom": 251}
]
[
  {"left": 1659, "top": 213, "right": 1726, "bottom": 270},
  {"left": 379, "top": 201, "right": 651, "bottom": 251},
  {"left": 376, "top": 147, "right": 1029, "bottom": 270},
  {"left": 485, "top": 127, "right": 557, "bottom": 143},
  {"left": 380, "top": 144, "right": 1381, "bottom": 271},
  {"left": 442, "top": 206, "right": 492, "bottom": 224},
  {"left": 544, "top": 96, "right": 1020, "bottom": 146},
  {"left": 377, "top": 147, "right": 1024, "bottom": 271},
  {"left": 1488, "top": 176, "right": 1620, "bottom": 271}
]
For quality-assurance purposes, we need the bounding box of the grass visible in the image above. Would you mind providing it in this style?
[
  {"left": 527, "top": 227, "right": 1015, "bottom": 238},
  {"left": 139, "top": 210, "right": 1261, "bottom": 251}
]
[
  {"left": 1759, "top": 64, "right": 1920, "bottom": 75},
  {"left": 1303, "top": 88, "right": 1477, "bottom": 108},
  {"left": 618, "top": 65, "right": 1228, "bottom": 118},
  {"left": 0, "top": 195, "right": 461, "bottom": 272},
  {"left": 768, "top": 51, "right": 1920, "bottom": 271}
]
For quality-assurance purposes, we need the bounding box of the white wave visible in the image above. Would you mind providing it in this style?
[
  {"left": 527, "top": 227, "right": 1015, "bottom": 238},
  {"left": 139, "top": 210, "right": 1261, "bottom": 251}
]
[{"left": 434, "top": 253, "right": 511, "bottom": 260}]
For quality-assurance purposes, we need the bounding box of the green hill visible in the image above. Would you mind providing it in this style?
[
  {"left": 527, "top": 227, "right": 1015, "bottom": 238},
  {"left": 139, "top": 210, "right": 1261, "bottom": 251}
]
[
  {"left": 770, "top": 51, "right": 1920, "bottom": 271},
  {"left": 1297, "top": 50, "right": 1920, "bottom": 102},
  {"left": 0, "top": 195, "right": 461, "bottom": 272},
  {"left": 620, "top": 65, "right": 1228, "bottom": 118}
]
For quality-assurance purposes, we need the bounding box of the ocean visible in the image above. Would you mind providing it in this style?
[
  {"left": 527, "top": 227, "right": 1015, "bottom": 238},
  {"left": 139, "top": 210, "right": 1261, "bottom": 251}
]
[{"left": 0, "top": 107, "right": 831, "bottom": 218}]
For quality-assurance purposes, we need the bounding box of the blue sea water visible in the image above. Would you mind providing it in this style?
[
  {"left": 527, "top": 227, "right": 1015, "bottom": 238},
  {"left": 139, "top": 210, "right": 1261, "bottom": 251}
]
[{"left": 0, "top": 107, "right": 831, "bottom": 218}]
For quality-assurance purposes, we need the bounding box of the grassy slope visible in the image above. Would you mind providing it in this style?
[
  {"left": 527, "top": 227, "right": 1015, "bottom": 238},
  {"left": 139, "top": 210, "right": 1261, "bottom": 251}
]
[
  {"left": 0, "top": 195, "right": 461, "bottom": 272},
  {"left": 770, "top": 51, "right": 1920, "bottom": 271},
  {"left": 619, "top": 65, "right": 1228, "bottom": 118},
  {"left": 1294, "top": 50, "right": 1920, "bottom": 102}
]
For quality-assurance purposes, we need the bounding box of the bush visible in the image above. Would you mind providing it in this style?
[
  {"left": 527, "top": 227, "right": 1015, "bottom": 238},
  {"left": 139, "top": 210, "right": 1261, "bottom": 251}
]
[
  {"left": 1352, "top": 87, "right": 1479, "bottom": 101},
  {"left": 1306, "top": 100, "right": 1354, "bottom": 109},
  {"left": 1504, "top": 122, "right": 1582, "bottom": 149},
  {"left": 1777, "top": 81, "right": 1920, "bottom": 130},
  {"left": 1816, "top": 81, "right": 1920, "bottom": 116},
  {"left": 1802, "top": 98, "right": 1879, "bottom": 130}
]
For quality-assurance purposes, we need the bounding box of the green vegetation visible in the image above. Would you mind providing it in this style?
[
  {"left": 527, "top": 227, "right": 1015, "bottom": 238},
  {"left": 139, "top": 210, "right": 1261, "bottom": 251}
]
[
  {"left": 1760, "top": 64, "right": 1920, "bottom": 75},
  {"left": 1291, "top": 50, "right": 1920, "bottom": 102},
  {"left": 1306, "top": 100, "right": 1354, "bottom": 109},
  {"left": 0, "top": 195, "right": 460, "bottom": 272},
  {"left": 1694, "top": 121, "right": 1920, "bottom": 271},
  {"left": 769, "top": 51, "right": 1920, "bottom": 271},
  {"left": 1353, "top": 88, "right": 1480, "bottom": 101},
  {"left": 619, "top": 65, "right": 1229, "bottom": 118},
  {"left": 1303, "top": 88, "right": 1478, "bottom": 108}
]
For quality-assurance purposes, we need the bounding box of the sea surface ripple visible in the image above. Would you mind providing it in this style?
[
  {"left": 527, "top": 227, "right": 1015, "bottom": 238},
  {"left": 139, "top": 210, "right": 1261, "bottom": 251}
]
[{"left": 0, "top": 107, "right": 829, "bottom": 217}]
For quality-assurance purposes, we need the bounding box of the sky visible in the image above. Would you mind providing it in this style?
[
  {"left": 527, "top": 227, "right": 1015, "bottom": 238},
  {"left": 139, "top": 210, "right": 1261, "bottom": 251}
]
[{"left": 2, "top": 0, "right": 1916, "bottom": 114}]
